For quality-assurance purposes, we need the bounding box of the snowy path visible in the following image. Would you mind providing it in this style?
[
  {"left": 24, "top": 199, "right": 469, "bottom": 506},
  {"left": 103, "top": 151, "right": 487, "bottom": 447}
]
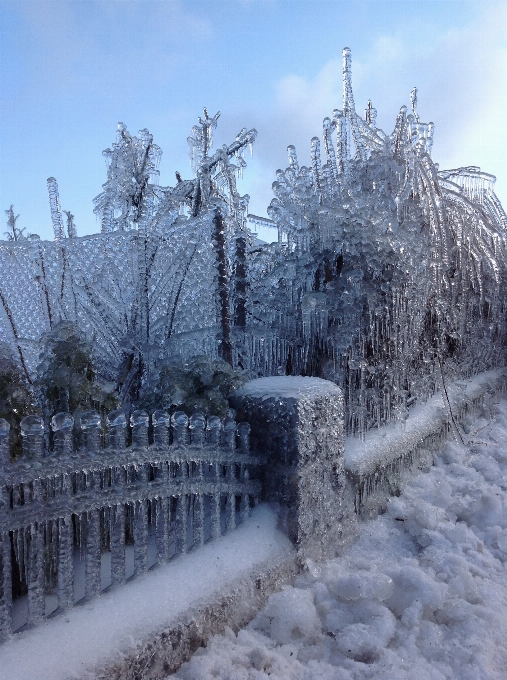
[{"left": 171, "top": 400, "right": 507, "bottom": 680}]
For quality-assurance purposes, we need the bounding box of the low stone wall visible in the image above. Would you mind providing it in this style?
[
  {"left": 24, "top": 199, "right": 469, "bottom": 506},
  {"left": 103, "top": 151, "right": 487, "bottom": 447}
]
[
  {"left": 3, "top": 370, "right": 505, "bottom": 678},
  {"left": 345, "top": 367, "right": 507, "bottom": 516},
  {"left": 95, "top": 551, "right": 298, "bottom": 680}
]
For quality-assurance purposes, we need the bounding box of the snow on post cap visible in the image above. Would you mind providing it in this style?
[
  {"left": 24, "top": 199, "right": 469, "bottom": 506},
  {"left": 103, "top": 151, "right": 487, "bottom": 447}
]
[
  {"left": 152, "top": 410, "right": 170, "bottom": 427},
  {"left": 80, "top": 411, "right": 102, "bottom": 430},
  {"left": 130, "top": 410, "right": 149, "bottom": 428},
  {"left": 206, "top": 415, "right": 222, "bottom": 430},
  {"left": 235, "top": 376, "right": 342, "bottom": 401}
]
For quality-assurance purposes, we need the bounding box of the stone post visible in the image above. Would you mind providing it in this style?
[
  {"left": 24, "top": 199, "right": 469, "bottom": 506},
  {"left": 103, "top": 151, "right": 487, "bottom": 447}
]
[
  {"left": 152, "top": 410, "right": 170, "bottom": 448},
  {"left": 20, "top": 415, "right": 45, "bottom": 459},
  {"left": 231, "top": 376, "right": 351, "bottom": 560}
]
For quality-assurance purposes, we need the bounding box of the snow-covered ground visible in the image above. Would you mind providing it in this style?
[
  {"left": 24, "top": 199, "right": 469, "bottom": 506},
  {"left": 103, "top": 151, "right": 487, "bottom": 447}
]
[{"left": 170, "top": 399, "right": 507, "bottom": 680}]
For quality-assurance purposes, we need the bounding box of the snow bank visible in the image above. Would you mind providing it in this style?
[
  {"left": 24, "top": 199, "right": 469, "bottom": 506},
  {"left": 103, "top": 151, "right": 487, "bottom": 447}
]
[
  {"left": 171, "top": 399, "right": 507, "bottom": 679},
  {"left": 0, "top": 505, "right": 294, "bottom": 680}
]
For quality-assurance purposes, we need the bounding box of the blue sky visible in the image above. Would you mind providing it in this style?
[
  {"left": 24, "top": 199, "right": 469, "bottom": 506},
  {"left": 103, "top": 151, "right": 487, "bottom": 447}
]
[{"left": 1, "top": 0, "right": 506, "bottom": 242}]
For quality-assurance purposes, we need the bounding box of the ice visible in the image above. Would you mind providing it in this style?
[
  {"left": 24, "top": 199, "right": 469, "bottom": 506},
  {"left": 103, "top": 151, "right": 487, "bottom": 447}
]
[
  {"left": 0, "top": 112, "right": 257, "bottom": 400},
  {"left": 46, "top": 178, "right": 65, "bottom": 242},
  {"left": 0, "top": 42, "right": 506, "bottom": 671},
  {"left": 170, "top": 399, "right": 507, "bottom": 679},
  {"left": 247, "top": 47, "right": 507, "bottom": 439},
  {"left": 2, "top": 54, "right": 505, "bottom": 419}
]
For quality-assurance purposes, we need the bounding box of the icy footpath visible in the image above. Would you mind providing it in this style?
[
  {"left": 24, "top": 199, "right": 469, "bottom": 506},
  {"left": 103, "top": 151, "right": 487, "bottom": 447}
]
[{"left": 171, "top": 400, "right": 507, "bottom": 680}]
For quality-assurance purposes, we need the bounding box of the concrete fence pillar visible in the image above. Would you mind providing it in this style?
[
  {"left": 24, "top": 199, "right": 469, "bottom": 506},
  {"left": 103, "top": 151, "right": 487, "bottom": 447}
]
[{"left": 231, "top": 376, "right": 353, "bottom": 560}]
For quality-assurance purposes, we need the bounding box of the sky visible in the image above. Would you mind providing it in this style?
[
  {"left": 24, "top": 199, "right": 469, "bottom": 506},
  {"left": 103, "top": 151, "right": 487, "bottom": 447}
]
[{"left": 1, "top": 0, "right": 506, "bottom": 242}]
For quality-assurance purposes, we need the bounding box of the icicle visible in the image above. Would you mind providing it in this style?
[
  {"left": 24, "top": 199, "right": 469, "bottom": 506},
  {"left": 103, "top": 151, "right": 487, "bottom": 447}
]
[
  {"left": 85, "top": 509, "right": 101, "bottom": 599},
  {"left": 110, "top": 504, "right": 125, "bottom": 586},
  {"left": 155, "top": 496, "right": 170, "bottom": 564},
  {"left": 225, "top": 457, "right": 237, "bottom": 533},
  {"left": 47, "top": 177, "right": 65, "bottom": 241},
  {"left": 133, "top": 500, "right": 148, "bottom": 575},
  {"left": 176, "top": 494, "right": 188, "bottom": 555},
  {"left": 0, "top": 530, "right": 12, "bottom": 641},
  {"left": 323, "top": 118, "right": 338, "bottom": 181},
  {"left": 192, "top": 494, "right": 205, "bottom": 547},
  {"left": 58, "top": 516, "right": 73, "bottom": 610},
  {"left": 0, "top": 419, "right": 9, "bottom": 475},
  {"left": 287, "top": 145, "right": 299, "bottom": 173},
  {"left": 27, "top": 523, "right": 45, "bottom": 626}
]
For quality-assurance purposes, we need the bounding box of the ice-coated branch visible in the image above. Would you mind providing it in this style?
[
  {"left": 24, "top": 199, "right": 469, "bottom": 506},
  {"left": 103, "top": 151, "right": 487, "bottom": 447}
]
[{"left": 47, "top": 178, "right": 65, "bottom": 241}]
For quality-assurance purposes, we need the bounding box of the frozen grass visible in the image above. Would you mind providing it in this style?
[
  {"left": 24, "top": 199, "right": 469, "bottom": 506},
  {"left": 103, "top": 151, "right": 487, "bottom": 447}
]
[{"left": 171, "top": 399, "right": 507, "bottom": 680}]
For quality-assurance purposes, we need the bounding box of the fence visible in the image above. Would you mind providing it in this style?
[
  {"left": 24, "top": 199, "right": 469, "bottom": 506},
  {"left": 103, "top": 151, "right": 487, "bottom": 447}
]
[{"left": 0, "top": 409, "right": 262, "bottom": 641}]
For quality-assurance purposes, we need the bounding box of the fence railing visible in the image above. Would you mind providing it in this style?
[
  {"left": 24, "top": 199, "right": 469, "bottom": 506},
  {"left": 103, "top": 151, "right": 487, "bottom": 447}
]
[{"left": 0, "top": 409, "right": 262, "bottom": 640}]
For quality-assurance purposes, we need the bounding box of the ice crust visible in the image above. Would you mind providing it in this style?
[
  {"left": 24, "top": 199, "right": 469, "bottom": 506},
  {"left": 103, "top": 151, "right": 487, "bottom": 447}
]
[
  {"left": 0, "top": 505, "right": 293, "bottom": 680},
  {"left": 170, "top": 399, "right": 507, "bottom": 680}
]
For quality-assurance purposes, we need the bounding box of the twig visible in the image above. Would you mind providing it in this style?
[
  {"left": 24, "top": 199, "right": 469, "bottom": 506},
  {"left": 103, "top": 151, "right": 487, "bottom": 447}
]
[{"left": 438, "top": 356, "right": 465, "bottom": 444}]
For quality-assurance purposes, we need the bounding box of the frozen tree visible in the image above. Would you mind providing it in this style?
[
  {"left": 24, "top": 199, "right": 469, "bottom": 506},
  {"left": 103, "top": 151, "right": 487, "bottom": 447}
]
[
  {"left": 86, "top": 113, "right": 257, "bottom": 401},
  {"left": 247, "top": 48, "right": 507, "bottom": 436},
  {"left": 63, "top": 211, "right": 77, "bottom": 238},
  {"left": 0, "top": 63, "right": 503, "bottom": 440},
  {"left": 35, "top": 321, "right": 117, "bottom": 418},
  {"left": 0, "top": 342, "right": 35, "bottom": 458},
  {"left": 3, "top": 205, "right": 25, "bottom": 241},
  {"left": 93, "top": 125, "right": 164, "bottom": 233}
]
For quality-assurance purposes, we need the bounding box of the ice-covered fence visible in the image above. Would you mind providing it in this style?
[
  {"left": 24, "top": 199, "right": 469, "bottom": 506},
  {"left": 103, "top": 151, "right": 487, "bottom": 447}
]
[
  {"left": 0, "top": 409, "right": 261, "bottom": 641},
  {"left": 345, "top": 367, "right": 507, "bottom": 516}
]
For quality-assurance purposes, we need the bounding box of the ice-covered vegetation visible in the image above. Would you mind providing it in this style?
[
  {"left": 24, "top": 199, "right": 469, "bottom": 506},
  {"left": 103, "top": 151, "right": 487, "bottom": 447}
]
[
  {"left": 1, "top": 49, "right": 505, "bottom": 440},
  {"left": 249, "top": 48, "right": 507, "bottom": 437}
]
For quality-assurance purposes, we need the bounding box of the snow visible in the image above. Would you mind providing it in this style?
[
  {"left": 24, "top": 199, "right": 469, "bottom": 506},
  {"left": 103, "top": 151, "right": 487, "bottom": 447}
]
[
  {"left": 0, "top": 504, "right": 293, "bottom": 680},
  {"left": 235, "top": 376, "right": 342, "bottom": 401},
  {"left": 170, "top": 399, "right": 507, "bottom": 680}
]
